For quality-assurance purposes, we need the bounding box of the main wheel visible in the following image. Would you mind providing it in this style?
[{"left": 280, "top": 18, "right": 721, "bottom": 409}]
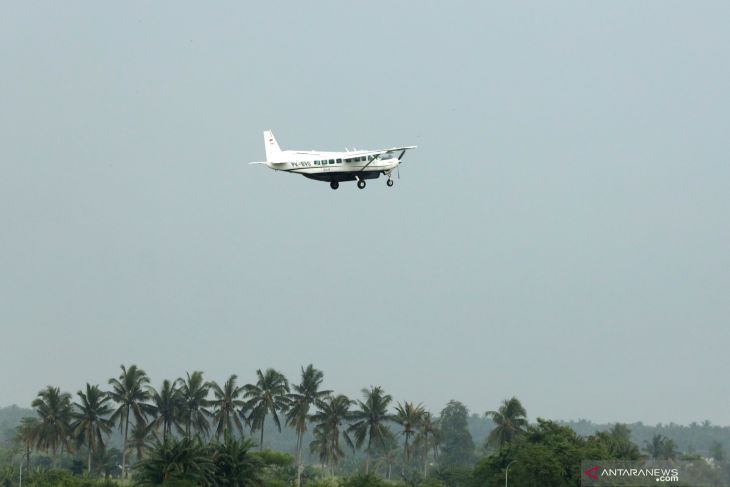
[
  {"left": 330, "top": 181, "right": 339, "bottom": 190},
  {"left": 386, "top": 179, "right": 394, "bottom": 187},
  {"left": 357, "top": 180, "right": 366, "bottom": 189}
]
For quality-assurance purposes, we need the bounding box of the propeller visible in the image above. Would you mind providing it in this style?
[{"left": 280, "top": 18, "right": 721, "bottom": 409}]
[{"left": 397, "top": 150, "right": 406, "bottom": 179}]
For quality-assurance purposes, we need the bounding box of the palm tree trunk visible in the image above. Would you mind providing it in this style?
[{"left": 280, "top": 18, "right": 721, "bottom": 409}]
[
  {"left": 259, "top": 416, "right": 265, "bottom": 451},
  {"left": 26, "top": 445, "right": 31, "bottom": 470},
  {"left": 88, "top": 448, "right": 92, "bottom": 474},
  {"left": 365, "top": 437, "right": 371, "bottom": 474},
  {"left": 296, "top": 431, "right": 303, "bottom": 487},
  {"left": 404, "top": 436, "right": 409, "bottom": 471},
  {"left": 122, "top": 411, "right": 129, "bottom": 479}
]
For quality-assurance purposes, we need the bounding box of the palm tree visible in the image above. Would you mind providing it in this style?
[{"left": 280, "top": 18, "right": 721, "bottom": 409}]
[
  {"left": 485, "top": 397, "right": 528, "bottom": 449},
  {"left": 309, "top": 394, "right": 354, "bottom": 475},
  {"left": 149, "top": 379, "right": 183, "bottom": 439},
  {"left": 393, "top": 401, "right": 425, "bottom": 465},
  {"left": 286, "top": 365, "right": 331, "bottom": 486},
  {"left": 211, "top": 434, "right": 264, "bottom": 487},
  {"left": 243, "top": 368, "right": 290, "bottom": 451},
  {"left": 71, "top": 383, "right": 114, "bottom": 474},
  {"left": 134, "top": 436, "right": 215, "bottom": 486},
  {"left": 128, "top": 421, "right": 153, "bottom": 462},
  {"left": 414, "top": 411, "right": 439, "bottom": 476},
  {"left": 15, "top": 417, "right": 39, "bottom": 469},
  {"left": 108, "top": 364, "right": 154, "bottom": 478},
  {"left": 178, "top": 371, "right": 212, "bottom": 438},
  {"left": 210, "top": 375, "right": 246, "bottom": 439},
  {"left": 348, "top": 386, "right": 394, "bottom": 474},
  {"left": 31, "top": 386, "right": 73, "bottom": 460}
]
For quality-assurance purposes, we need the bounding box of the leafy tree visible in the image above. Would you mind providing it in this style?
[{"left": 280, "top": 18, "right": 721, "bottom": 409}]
[
  {"left": 474, "top": 418, "right": 643, "bottom": 487},
  {"left": 285, "top": 365, "right": 331, "bottom": 486},
  {"left": 310, "top": 394, "right": 354, "bottom": 474},
  {"left": 71, "top": 383, "right": 114, "bottom": 474},
  {"left": 485, "top": 397, "right": 527, "bottom": 449},
  {"left": 31, "top": 386, "right": 73, "bottom": 460},
  {"left": 710, "top": 440, "right": 725, "bottom": 463},
  {"left": 108, "top": 364, "right": 153, "bottom": 478},
  {"left": 348, "top": 386, "right": 394, "bottom": 474},
  {"left": 588, "top": 424, "right": 640, "bottom": 460},
  {"left": 243, "top": 369, "right": 290, "bottom": 451},
  {"left": 644, "top": 434, "right": 678, "bottom": 460},
  {"left": 178, "top": 371, "right": 212, "bottom": 439},
  {"left": 437, "top": 401, "right": 474, "bottom": 467},
  {"left": 210, "top": 375, "right": 247, "bottom": 439},
  {"left": 608, "top": 423, "right": 632, "bottom": 441},
  {"left": 149, "top": 379, "right": 183, "bottom": 439}
]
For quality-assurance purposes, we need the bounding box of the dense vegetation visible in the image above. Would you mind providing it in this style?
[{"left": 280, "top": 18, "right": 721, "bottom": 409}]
[{"left": 0, "top": 364, "right": 728, "bottom": 486}]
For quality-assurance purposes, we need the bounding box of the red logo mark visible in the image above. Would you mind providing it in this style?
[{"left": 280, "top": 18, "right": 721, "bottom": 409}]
[{"left": 583, "top": 465, "right": 600, "bottom": 480}]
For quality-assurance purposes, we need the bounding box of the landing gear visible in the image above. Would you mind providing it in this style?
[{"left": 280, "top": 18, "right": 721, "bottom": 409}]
[
  {"left": 357, "top": 180, "right": 366, "bottom": 189},
  {"left": 330, "top": 181, "right": 339, "bottom": 190},
  {"left": 386, "top": 179, "right": 394, "bottom": 187}
]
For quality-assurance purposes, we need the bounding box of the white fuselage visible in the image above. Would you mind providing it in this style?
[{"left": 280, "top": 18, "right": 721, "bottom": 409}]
[{"left": 265, "top": 150, "right": 400, "bottom": 180}]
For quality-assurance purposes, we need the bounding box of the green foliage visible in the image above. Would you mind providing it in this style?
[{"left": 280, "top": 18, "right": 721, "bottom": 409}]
[
  {"left": 644, "top": 433, "right": 678, "bottom": 459},
  {"left": 430, "top": 465, "right": 472, "bottom": 487},
  {"left": 252, "top": 449, "right": 294, "bottom": 468},
  {"left": 21, "top": 468, "right": 121, "bottom": 487},
  {"left": 159, "top": 481, "right": 198, "bottom": 487},
  {"left": 211, "top": 435, "right": 264, "bottom": 487},
  {"left": 178, "top": 371, "right": 212, "bottom": 438},
  {"left": 348, "top": 387, "right": 394, "bottom": 473},
  {"left": 437, "top": 401, "right": 474, "bottom": 467},
  {"left": 309, "top": 395, "right": 354, "bottom": 472},
  {"left": 243, "top": 369, "right": 290, "bottom": 451},
  {"left": 340, "top": 473, "right": 388, "bottom": 487},
  {"left": 484, "top": 397, "right": 527, "bottom": 449},
  {"left": 133, "top": 436, "right": 214, "bottom": 486},
  {"left": 473, "top": 419, "right": 646, "bottom": 487},
  {"left": 134, "top": 434, "right": 265, "bottom": 487},
  {"left": 31, "top": 386, "right": 73, "bottom": 456}
]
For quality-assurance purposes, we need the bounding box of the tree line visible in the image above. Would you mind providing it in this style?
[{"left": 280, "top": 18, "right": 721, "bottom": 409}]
[
  {"left": 11, "top": 363, "right": 728, "bottom": 486},
  {"left": 14, "top": 364, "right": 502, "bottom": 483}
]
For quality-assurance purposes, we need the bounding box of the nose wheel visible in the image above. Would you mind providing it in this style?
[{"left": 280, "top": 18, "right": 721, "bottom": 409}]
[
  {"left": 386, "top": 179, "right": 394, "bottom": 187},
  {"left": 330, "top": 181, "right": 339, "bottom": 190},
  {"left": 357, "top": 180, "right": 366, "bottom": 189}
]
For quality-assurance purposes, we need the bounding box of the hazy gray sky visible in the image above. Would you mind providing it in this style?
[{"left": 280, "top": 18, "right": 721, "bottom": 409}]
[{"left": 1, "top": 1, "right": 729, "bottom": 426}]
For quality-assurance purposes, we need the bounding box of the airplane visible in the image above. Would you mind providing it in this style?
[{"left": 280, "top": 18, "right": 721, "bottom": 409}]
[{"left": 250, "top": 130, "right": 416, "bottom": 190}]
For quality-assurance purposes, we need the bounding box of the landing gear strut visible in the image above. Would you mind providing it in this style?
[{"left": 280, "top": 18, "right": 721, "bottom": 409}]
[
  {"left": 357, "top": 179, "right": 366, "bottom": 189},
  {"left": 330, "top": 181, "right": 339, "bottom": 190},
  {"left": 386, "top": 179, "right": 394, "bottom": 187}
]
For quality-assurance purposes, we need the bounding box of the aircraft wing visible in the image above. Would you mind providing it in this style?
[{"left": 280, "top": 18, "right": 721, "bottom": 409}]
[{"left": 349, "top": 146, "right": 417, "bottom": 158}]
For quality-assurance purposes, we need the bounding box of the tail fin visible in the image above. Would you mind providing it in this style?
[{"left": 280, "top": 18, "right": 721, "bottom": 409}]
[{"left": 264, "top": 130, "right": 283, "bottom": 162}]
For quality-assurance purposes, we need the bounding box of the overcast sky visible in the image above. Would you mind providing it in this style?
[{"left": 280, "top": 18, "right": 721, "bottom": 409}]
[{"left": 1, "top": 1, "right": 729, "bottom": 426}]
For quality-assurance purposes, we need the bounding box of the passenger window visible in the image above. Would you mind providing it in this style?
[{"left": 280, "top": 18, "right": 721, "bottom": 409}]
[
  {"left": 314, "top": 160, "right": 320, "bottom": 165},
  {"left": 329, "top": 159, "right": 335, "bottom": 164},
  {"left": 337, "top": 159, "right": 342, "bottom": 164}
]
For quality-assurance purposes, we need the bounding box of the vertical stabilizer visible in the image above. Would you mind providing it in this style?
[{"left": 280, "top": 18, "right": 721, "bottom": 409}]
[{"left": 264, "top": 130, "right": 283, "bottom": 162}]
